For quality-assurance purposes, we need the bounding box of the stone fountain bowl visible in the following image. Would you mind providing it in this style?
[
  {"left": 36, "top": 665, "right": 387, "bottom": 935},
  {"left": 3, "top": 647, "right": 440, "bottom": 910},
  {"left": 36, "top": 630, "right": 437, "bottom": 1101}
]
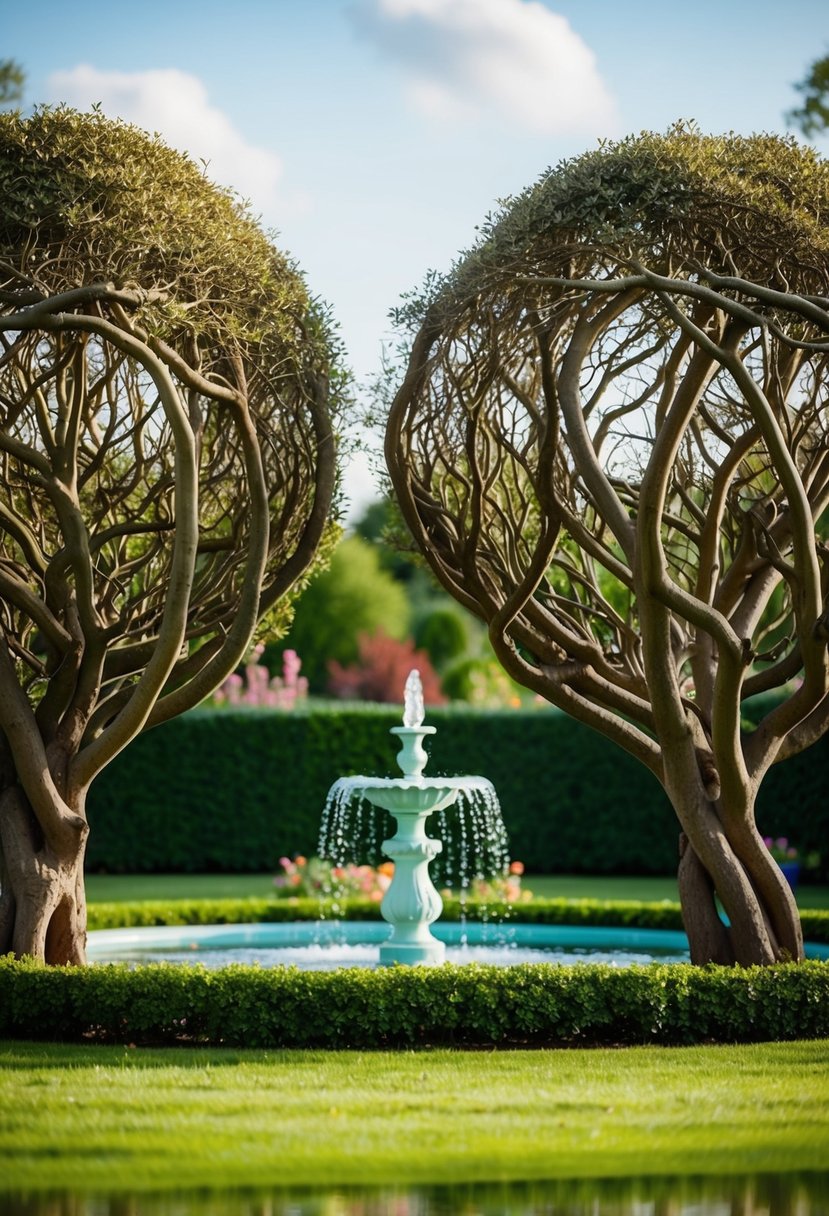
[{"left": 347, "top": 777, "right": 462, "bottom": 816}]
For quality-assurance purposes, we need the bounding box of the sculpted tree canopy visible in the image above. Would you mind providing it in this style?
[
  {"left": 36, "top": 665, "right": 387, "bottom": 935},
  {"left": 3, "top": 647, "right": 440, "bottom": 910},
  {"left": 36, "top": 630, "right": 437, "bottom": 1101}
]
[
  {"left": 385, "top": 128, "right": 829, "bottom": 966},
  {"left": 0, "top": 108, "right": 342, "bottom": 963}
]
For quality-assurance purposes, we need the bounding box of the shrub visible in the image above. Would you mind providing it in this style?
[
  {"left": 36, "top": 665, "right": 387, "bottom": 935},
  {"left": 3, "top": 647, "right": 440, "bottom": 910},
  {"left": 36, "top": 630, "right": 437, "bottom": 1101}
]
[
  {"left": 414, "top": 608, "right": 469, "bottom": 670},
  {"left": 327, "top": 632, "right": 445, "bottom": 704},
  {"left": 84, "top": 896, "right": 829, "bottom": 944},
  {"left": 1, "top": 955, "right": 827, "bottom": 1048},
  {"left": 441, "top": 656, "right": 521, "bottom": 707}
]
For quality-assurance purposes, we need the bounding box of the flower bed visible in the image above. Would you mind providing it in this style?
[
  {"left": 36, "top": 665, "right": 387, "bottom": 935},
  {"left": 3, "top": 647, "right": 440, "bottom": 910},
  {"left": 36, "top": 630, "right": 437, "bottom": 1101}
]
[{"left": 271, "top": 854, "right": 530, "bottom": 904}]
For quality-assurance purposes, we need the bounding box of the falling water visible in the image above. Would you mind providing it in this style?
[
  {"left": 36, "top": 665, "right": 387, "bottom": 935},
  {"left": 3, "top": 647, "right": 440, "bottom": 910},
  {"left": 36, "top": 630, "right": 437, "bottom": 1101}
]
[{"left": 318, "top": 773, "right": 510, "bottom": 894}]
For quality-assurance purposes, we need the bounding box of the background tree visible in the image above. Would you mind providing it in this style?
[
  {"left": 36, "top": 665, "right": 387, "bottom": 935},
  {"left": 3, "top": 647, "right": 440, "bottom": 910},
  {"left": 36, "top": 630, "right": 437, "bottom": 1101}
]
[
  {"left": 787, "top": 52, "right": 829, "bottom": 138},
  {"left": 0, "top": 60, "right": 24, "bottom": 109},
  {"left": 0, "top": 108, "right": 343, "bottom": 963},
  {"left": 354, "top": 494, "right": 520, "bottom": 702},
  {"left": 385, "top": 128, "right": 829, "bottom": 966},
  {"left": 267, "top": 534, "right": 409, "bottom": 692}
]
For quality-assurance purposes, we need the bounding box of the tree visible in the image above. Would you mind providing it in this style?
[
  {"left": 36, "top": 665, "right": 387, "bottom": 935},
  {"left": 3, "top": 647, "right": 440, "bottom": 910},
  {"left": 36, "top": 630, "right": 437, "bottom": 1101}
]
[
  {"left": 0, "top": 109, "right": 343, "bottom": 963},
  {"left": 787, "top": 53, "right": 829, "bottom": 138},
  {"left": 270, "top": 534, "right": 409, "bottom": 692},
  {"left": 385, "top": 128, "right": 829, "bottom": 966},
  {"left": 0, "top": 61, "right": 24, "bottom": 109},
  {"left": 414, "top": 606, "right": 468, "bottom": 671}
]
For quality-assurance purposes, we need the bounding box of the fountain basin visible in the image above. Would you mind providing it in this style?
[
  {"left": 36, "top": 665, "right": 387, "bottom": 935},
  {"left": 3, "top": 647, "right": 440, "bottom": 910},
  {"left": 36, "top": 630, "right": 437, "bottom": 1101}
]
[
  {"left": 334, "top": 778, "right": 461, "bottom": 816},
  {"left": 85, "top": 920, "right": 829, "bottom": 969}
]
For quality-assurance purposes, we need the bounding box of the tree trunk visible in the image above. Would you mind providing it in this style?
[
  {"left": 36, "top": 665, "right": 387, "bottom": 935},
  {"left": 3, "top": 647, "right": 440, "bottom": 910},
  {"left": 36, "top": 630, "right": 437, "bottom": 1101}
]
[
  {"left": 678, "top": 835, "right": 735, "bottom": 965},
  {"left": 0, "top": 783, "right": 89, "bottom": 964},
  {"left": 677, "top": 830, "right": 804, "bottom": 966}
]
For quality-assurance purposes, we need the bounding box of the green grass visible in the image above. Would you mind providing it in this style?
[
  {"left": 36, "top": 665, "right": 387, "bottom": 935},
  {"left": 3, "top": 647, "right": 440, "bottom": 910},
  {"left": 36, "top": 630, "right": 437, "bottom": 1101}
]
[
  {"left": 84, "top": 871, "right": 829, "bottom": 909},
  {"left": 1, "top": 1039, "right": 827, "bottom": 1192}
]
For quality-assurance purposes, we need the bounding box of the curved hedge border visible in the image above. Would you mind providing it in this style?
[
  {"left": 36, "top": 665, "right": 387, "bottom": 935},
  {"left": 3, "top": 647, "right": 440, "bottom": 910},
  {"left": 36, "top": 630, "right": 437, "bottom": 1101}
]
[
  {"left": 87, "top": 895, "right": 686, "bottom": 929},
  {"left": 86, "top": 896, "right": 829, "bottom": 944},
  {"left": 1, "top": 954, "right": 827, "bottom": 1048}
]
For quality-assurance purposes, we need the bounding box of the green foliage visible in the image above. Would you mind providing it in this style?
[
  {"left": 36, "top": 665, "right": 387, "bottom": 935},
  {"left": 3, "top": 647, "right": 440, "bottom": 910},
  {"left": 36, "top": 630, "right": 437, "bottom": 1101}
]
[
  {"left": 440, "top": 655, "right": 520, "bottom": 707},
  {"left": 801, "top": 910, "right": 829, "bottom": 943},
  {"left": 787, "top": 53, "right": 829, "bottom": 138},
  {"left": 268, "top": 536, "right": 410, "bottom": 692},
  {"left": 396, "top": 128, "right": 829, "bottom": 333},
  {"left": 352, "top": 497, "right": 499, "bottom": 698},
  {"left": 0, "top": 60, "right": 23, "bottom": 108},
  {"left": 0, "top": 107, "right": 322, "bottom": 353},
  {"left": 84, "top": 895, "right": 829, "bottom": 943},
  {"left": 1, "top": 953, "right": 827, "bottom": 1048},
  {"left": 86, "top": 700, "right": 829, "bottom": 876},
  {"left": 353, "top": 494, "right": 427, "bottom": 586},
  {"left": 84, "top": 894, "right": 684, "bottom": 931},
  {"left": 414, "top": 608, "right": 469, "bottom": 670}
]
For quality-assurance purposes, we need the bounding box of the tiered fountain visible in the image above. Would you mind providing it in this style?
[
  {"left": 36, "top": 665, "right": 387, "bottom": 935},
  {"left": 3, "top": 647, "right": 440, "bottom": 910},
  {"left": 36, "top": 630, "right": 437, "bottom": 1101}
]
[{"left": 320, "top": 671, "right": 508, "bottom": 965}]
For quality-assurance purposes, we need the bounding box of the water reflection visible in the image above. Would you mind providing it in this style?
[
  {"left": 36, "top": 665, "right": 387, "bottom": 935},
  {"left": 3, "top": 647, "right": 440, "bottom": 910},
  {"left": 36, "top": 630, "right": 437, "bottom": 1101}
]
[{"left": 1, "top": 1173, "right": 827, "bottom": 1216}]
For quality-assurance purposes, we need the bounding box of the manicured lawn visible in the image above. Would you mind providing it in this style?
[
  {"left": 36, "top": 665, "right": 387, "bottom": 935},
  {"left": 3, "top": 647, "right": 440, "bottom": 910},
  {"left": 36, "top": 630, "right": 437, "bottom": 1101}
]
[
  {"left": 84, "top": 871, "right": 829, "bottom": 909},
  {"left": 1, "top": 1039, "right": 827, "bottom": 1192}
]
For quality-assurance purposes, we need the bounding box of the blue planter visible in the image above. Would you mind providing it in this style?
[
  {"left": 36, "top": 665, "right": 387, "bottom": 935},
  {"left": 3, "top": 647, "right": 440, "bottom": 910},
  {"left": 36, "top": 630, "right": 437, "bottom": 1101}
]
[{"left": 779, "top": 861, "right": 800, "bottom": 891}]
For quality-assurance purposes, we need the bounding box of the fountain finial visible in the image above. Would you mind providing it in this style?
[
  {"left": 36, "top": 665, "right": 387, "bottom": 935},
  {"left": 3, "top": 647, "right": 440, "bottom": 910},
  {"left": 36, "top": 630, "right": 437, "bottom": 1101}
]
[{"left": 402, "top": 669, "right": 425, "bottom": 728}]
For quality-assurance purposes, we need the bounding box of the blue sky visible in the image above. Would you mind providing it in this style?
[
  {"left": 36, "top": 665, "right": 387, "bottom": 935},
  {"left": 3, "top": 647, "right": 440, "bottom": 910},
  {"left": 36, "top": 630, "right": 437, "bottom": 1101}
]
[{"left": 6, "top": 0, "right": 829, "bottom": 518}]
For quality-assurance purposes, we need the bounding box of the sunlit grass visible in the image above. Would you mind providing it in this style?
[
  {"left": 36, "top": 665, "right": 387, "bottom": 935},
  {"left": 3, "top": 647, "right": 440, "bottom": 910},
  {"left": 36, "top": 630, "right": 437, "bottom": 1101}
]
[{"left": 2, "top": 1039, "right": 827, "bottom": 1192}]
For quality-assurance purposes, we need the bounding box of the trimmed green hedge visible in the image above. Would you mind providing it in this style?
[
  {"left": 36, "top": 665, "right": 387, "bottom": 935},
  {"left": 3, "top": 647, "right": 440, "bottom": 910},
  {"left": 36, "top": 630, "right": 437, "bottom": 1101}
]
[
  {"left": 86, "top": 896, "right": 829, "bottom": 943},
  {"left": 86, "top": 895, "right": 688, "bottom": 931},
  {"left": 1, "top": 954, "right": 827, "bottom": 1048},
  {"left": 86, "top": 699, "right": 829, "bottom": 876}
]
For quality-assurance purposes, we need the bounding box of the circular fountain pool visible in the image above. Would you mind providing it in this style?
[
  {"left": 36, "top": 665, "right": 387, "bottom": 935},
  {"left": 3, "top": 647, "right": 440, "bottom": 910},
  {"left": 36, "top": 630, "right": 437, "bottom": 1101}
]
[
  {"left": 88, "top": 920, "right": 682, "bottom": 969},
  {"left": 88, "top": 921, "right": 829, "bottom": 969}
]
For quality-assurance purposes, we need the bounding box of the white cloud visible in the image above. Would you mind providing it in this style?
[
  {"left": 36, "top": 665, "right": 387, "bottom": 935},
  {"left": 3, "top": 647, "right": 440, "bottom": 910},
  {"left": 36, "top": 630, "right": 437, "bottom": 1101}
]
[
  {"left": 48, "top": 65, "right": 284, "bottom": 209},
  {"left": 350, "top": 0, "right": 618, "bottom": 136}
]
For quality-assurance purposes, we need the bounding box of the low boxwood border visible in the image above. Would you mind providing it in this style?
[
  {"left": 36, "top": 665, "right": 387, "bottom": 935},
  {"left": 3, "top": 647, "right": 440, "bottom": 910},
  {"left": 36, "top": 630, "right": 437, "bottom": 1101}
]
[
  {"left": 88, "top": 895, "right": 690, "bottom": 929},
  {"left": 86, "top": 896, "right": 829, "bottom": 944},
  {"left": 1, "top": 954, "right": 827, "bottom": 1048}
]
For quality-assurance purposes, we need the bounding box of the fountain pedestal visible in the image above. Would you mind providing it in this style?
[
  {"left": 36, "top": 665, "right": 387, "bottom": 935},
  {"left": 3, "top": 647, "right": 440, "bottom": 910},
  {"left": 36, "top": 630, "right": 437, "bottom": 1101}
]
[
  {"left": 378, "top": 805, "right": 449, "bottom": 965},
  {"left": 364, "top": 725, "right": 460, "bottom": 966}
]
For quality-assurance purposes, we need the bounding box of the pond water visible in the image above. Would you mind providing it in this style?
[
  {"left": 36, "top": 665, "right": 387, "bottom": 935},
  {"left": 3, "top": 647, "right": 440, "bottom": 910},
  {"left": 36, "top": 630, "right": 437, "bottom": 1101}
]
[
  {"left": 3, "top": 1172, "right": 828, "bottom": 1215},
  {"left": 87, "top": 920, "right": 696, "bottom": 968}
]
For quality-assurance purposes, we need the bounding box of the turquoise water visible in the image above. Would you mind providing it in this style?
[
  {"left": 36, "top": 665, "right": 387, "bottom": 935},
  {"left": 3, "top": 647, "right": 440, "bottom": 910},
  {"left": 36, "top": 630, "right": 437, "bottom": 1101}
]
[{"left": 87, "top": 920, "right": 829, "bottom": 969}]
